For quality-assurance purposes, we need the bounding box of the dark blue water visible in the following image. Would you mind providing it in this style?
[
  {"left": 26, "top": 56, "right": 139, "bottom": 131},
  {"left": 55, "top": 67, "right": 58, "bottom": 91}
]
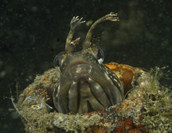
[{"left": 0, "top": 0, "right": 171, "bottom": 132}]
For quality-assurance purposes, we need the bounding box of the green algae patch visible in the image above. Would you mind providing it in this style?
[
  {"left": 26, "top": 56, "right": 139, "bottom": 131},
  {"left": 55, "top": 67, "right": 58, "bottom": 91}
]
[
  {"left": 141, "top": 67, "right": 172, "bottom": 132},
  {"left": 13, "top": 67, "right": 172, "bottom": 133}
]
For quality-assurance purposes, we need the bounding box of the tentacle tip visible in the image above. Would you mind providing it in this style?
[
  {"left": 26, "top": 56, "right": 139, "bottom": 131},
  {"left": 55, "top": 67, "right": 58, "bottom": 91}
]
[
  {"left": 70, "top": 16, "right": 85, "bottom": 30},
  {"left": 109, "top": 12, "right": 118, "bottom": 16},
  {"left": 105, "top": 12, "right": 119, "bottom": 22}
]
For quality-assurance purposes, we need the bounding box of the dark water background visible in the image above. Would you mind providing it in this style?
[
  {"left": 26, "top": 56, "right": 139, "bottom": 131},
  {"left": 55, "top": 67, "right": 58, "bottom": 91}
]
[{"left": 0, "top": 0, "right": 171, "bottom": 132}]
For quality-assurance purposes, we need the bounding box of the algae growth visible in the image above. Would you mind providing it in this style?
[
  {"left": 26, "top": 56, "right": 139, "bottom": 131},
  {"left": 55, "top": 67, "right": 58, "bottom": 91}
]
[{"left": 15, "top": 66, "right": 172, "bottom": 133}]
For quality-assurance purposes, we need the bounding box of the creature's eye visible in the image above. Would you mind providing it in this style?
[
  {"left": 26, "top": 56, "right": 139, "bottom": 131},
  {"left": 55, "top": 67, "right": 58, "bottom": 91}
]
[
  {"left": 93, "top": 47, "right": 104, "bottom": 64},
  {"left": 53, "top": 51, "right": 66, "bottom": 67},
  {"left": 53, "top": 55, "right": 60, "bottom": 67}
]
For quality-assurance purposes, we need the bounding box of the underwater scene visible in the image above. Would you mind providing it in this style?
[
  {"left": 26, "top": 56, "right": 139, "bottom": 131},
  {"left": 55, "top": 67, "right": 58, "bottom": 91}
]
[{"left": 0, "top": 0, "right": 172, "bottom": 133}]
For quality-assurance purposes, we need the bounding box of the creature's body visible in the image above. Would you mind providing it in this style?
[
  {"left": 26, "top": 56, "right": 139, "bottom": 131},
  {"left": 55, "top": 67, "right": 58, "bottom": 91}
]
[
  {"left": 53, "top": 48, "right": 124, "bottom": 114},
  {"left": 16, "top": 13, "right": 171, "bottom": 133},
  {"left": 48, "top": 13, "right": 123, "bottom": 114}
]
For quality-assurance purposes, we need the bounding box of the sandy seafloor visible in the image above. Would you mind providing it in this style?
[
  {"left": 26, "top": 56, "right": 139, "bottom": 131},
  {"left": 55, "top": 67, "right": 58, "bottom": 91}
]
[{"left": 0, "top": 0, "right": 172, "bottom": 133}]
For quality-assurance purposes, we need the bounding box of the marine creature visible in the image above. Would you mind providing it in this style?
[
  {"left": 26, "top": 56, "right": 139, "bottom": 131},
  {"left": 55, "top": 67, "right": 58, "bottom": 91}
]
[
  {"left": 53, "top": 13, "right": 123, "bottom": 114},
  {"left": 16, "top": 13, "right": 172, "bottom": 133}
]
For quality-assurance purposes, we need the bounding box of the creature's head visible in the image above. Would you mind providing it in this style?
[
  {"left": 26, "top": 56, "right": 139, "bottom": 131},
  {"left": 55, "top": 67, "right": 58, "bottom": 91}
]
[{"left": 53, "top": 13, "right": 124, "bottom": 114}]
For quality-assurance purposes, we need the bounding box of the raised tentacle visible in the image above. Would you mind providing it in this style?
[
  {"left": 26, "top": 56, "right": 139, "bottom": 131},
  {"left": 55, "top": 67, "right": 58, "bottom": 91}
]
[
  {"left": 83, "top": 12, "right": 119, "bottom": 49},
  {"left": 65, "top": 16, "right": 85, "bottom": 53}
]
